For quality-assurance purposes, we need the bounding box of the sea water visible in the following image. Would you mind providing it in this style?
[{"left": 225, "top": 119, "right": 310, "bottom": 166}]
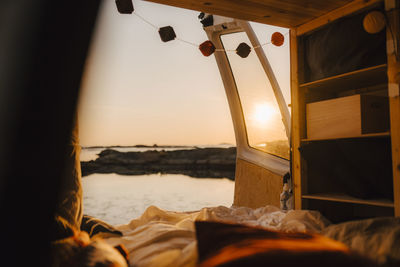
[{"left": 81, "top": 147, "right": 235, "bottom": 225}]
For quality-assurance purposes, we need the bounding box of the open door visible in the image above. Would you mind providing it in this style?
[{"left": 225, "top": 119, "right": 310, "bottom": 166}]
[{"left": 204, "top": 19, "right": 290, "bottom": 209}]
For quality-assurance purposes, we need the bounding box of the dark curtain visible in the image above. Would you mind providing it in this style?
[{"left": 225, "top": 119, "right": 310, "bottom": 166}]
[
  {"left": 0, "top": 1, "right": 100, "bottom": 266},
  {"left": 303, "top": 5, "right": 386, "bottom": 82}
]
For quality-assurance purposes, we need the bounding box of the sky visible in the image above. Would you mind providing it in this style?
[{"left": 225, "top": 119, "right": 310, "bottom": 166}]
[{"left": 78, "top": 0, "right": 290, "bottom": 147}]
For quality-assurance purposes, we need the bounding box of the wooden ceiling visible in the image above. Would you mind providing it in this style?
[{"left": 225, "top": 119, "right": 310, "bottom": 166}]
[{"left": 144, "top": 0, "right": 355, "bottom": 28}]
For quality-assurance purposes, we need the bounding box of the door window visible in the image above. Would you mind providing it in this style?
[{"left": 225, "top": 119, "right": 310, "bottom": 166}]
[{"left": 220, "top": 32, "right": 289, "bottom": 159}]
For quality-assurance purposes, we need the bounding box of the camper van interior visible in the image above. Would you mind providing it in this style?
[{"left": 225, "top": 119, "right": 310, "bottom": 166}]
[{"left": 0, "top": 0, "right": 399, "bottom": 266}]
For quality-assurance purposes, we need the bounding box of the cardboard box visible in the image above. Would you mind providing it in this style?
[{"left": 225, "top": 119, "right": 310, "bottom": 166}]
[{"left": 306, "top": 94, "right": 389, "bottom": 139}]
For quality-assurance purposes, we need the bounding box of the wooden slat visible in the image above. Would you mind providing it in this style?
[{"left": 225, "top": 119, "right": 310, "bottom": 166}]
[
  {"left": 306, "top": 95, "right": 362, "bottom": 140},
  {"left": 299, "top": 64, "right": 388, "bottom": 92},
  {"left": 234, "top": 158, "right": 283, "bottom": 209},
  {"left": 144, "top": 0, "right": 352, "bottom": 28},
  {"left": 302, "top": 193, "right": 394, "bottom": 207},
  {"left": 389, "top": 73, "right": 400, "bottom": 216},
  {"left": 290, "top": 29, "right": 305, "bottom": 210},
  {"left": 301, "top": 131, "right": 390, "bottom": 142},
  {"left": 296, "top": 0, "right": 383, "bottom": 35},
  {"left": 386, "top": 0, "right": 400, "bottom": 217}
]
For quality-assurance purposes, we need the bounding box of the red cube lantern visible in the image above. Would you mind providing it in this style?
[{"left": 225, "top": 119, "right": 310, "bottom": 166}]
[{"left": 199, "top": 41, "right": 216, "bottom": 57}]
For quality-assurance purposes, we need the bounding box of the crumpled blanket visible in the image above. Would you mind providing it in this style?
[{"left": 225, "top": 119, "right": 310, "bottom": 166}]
[
  {"left": 322, "top": 217, "right": 400, "bottom": 266},
  {"left": 103, "top": 205, "right": 331, "bottom": 267}
]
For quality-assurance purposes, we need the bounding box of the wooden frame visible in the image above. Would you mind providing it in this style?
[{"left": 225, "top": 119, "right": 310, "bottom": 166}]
[
  {"left": 386, "top": 0, "right": 400, "bottom": 216},
  {"left": 290, "top": 28, "right": 304, "bottom": 210}
]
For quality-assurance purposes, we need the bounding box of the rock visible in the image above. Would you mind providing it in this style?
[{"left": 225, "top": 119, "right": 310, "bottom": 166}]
[{"left": 81, "top": 147, "right": 236, "bottom": 180}]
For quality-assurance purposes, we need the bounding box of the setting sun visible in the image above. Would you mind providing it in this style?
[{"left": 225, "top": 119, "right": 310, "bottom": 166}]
[{"left": 252, "top": 103, "right": 276, "bottom": 126}]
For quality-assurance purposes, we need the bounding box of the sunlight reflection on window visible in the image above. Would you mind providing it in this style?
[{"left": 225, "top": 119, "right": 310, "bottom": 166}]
[{"left": 221, "top": 31, "right": 289, "bottom": 159}]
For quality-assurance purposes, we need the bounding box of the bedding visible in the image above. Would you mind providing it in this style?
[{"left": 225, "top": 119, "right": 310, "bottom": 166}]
[
  {"left": 322, "top": 217, "right": 400, "bottom": 267},
  {"left": 101, "top": 205, "right": 400, "bottom": 267},
  {"left": 81, "top": 215, "right": 123, "bottom": 238},
  {"left": 195, "top": 221, "right": 377, "bottom": 267},
  {"left": 102, "top": 205, "right": 331, "bottom": 267}
]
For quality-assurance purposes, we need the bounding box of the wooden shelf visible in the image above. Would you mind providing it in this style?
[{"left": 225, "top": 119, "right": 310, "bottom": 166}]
[
  {"left": 301, "top": 131, "right": 390, "bottom": 142},
  {"left": 300, "top": 64, "right": 388, "bottom": 92},
  {"left": 302, "top": 193, "right": 394, "bottom": 208}
]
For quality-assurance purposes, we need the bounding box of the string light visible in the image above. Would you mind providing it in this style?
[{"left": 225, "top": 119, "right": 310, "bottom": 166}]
[
  {"left": 133, "top": 12, "right": 158, "bottom": 29},
  {"left": 175, "top": 37, "right": 198, "bottom": 47},
  {"left": 127, "top": 2, "right": 288, "bottom": 57}
]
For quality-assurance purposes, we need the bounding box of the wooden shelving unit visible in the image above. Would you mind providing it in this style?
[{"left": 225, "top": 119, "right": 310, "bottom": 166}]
[{"left": 291, "top": 1, "right": 400, "bottom": 221}]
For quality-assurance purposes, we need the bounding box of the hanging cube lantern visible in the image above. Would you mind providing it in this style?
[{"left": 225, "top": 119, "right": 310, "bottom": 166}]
[
  {"left": 159, "top": 26, "right": 176, "bottom": 42},
  {"left": 236, "top": 42, "right": 251, "bottom": 58},
  {"left": 115, "top": 0, "right": 134, "bottom": 14},
  {"left": 271, "top": 32, "right": 284, "bottom": 46},
  {"left": 199, "top": 41, "right": 216, "bottom": 57},
  {"left": 199, "top": 13, "right": 214, "bottom": 27}
]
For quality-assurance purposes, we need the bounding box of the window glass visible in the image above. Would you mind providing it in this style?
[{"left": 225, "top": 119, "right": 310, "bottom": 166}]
[
  {"left": 220, "top": 32, "right": 289, "bottom": 159},
  {"left": 250, "top": 22, "right": 291, "bottom": 108}
]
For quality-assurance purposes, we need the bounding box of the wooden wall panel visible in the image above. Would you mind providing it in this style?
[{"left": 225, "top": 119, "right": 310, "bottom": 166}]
[
  {"left": 234, "top": 158, "right": 283, "bottom": 209},
  {"left": 145, "top": 0, "right": 352, "bottom": 28}
]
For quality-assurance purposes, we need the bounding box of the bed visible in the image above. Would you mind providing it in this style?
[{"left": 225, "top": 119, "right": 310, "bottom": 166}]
[{"left": 91, "top": 205, "right": 400, "bottom": 267}]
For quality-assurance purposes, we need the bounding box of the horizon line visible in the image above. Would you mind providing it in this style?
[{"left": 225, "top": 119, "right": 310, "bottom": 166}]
[{"left": 81, "top": 143, "right": 236, "bottom": 149}]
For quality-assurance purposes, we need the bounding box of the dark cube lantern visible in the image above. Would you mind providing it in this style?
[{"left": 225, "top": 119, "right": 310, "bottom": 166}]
[
  {"left": 115, "top": 0, "right": 134, "bottom": 14},
  {"left": 236, "top": 43, "right": 251, "bottom": 58},
  {"left": 159, "top": 26, "right": 176, "bottom": 42}
]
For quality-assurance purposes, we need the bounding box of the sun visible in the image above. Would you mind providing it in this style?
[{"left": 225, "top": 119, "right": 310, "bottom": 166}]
[{"left": 252, "top": 103, "right": 275, "bottom": 126}]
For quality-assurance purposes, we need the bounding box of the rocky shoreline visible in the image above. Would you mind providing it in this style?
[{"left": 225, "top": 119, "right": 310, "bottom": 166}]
[{"left": 81, "top": 147, "right": 236, "bottom": 180}]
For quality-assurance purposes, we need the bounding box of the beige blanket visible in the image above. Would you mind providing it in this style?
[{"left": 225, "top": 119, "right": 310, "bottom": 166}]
[{"left": 103, "top": 205, "right": 330, "bottom": 267}]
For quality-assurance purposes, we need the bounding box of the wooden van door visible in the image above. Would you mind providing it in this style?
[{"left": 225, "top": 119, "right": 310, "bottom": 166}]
[{"left": 205, "top": 21, "right": 291, "bottom": 209}]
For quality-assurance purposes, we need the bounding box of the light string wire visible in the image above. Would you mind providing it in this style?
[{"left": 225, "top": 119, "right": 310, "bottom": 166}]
[
  {"left": 175, "top": 37, "right": 198, "bottom": 47},
  {"left": 133, "top": 9, "right": 289, "bottom": 53},
  {"left": 133, "top": 12, "right": 158, "bottom": 30}
]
